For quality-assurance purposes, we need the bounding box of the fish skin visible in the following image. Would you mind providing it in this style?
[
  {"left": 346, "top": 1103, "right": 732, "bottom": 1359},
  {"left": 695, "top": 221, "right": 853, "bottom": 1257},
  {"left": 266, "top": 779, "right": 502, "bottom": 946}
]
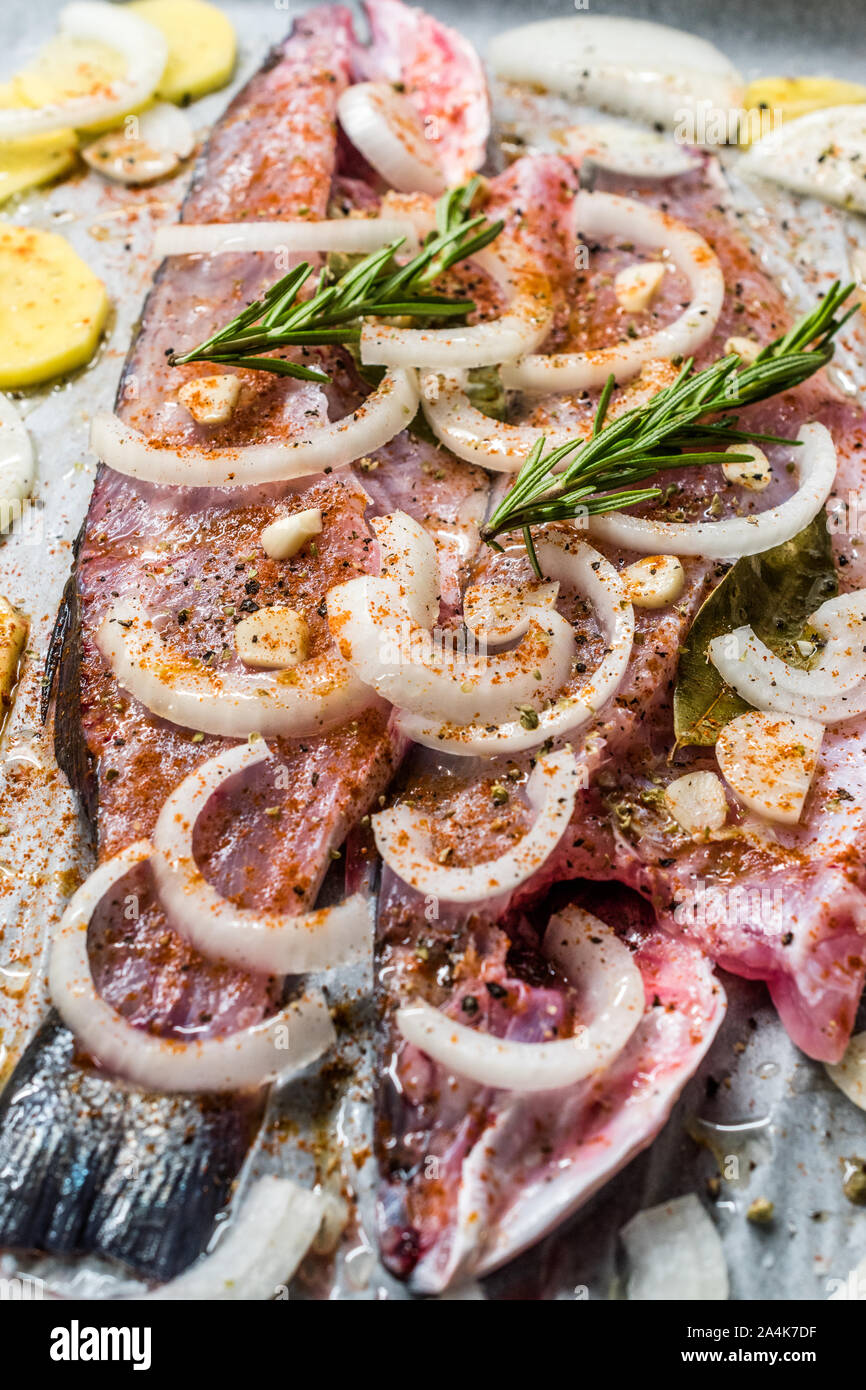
[
  {"left": 371, "top": 149, "right": 866, "bottom": 1281},
  {"left": 0, "top": 1012, "right": 263, "bottom": 1281},
  {"left": 375, "top": 873, "right": 724, "bottom": 1291},
  {"left": 8, "top": 6, "right": 398, "bottom": 1282}
]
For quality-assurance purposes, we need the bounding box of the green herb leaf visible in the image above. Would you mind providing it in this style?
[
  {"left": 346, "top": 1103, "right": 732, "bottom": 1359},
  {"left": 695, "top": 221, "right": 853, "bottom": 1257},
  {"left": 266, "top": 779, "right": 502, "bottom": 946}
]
[
  {"left": 169, "top": 180, "right": 504, "bottom": 382},
  {"left": 482, "top": 282, "right": 857, "bottom": 551},
  {"left": 673, "top": 512, "right": 838, "bottom": 746}
]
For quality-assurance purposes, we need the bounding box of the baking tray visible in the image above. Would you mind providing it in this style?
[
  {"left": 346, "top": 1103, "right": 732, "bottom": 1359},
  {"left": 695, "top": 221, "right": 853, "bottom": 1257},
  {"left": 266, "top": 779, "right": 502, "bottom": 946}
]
[{"left": 1, "top": 0, "right": 865, "bottom": 1302}]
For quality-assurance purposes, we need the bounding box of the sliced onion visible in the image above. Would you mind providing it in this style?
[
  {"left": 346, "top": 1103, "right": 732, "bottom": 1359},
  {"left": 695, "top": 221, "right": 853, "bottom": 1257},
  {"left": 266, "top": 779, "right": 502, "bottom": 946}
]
[
  {"left": 562, "top": 123, "right": 701, "bottom": 179},
  {"left": 396, "top": 535, "right": 634, "bottom": 756},
  {"left": 621, "top": 1194, "right": 728, "bottom": 1301},
  {"left": 154, "top": 217, "right": 420, "bottom": 259},
  {"left": 84, "top": 101, "right": 195, "bottom": 186},
  {"left": 152, "top": 742, "right": 371, "bottom": 974},
  {"left": 89, "top": 368, "right": 419, "bottom": 488},
  {"left": 463, "top": 578, "right": 559, "bottom": 644},
  {"left": 327, "top": 573, "right": 574, "bottom": 725},
  {"left": 420, "top": 368, "right": 578, "bottom": 471},
  {"left": 589, "top": 422, "right": 836, "bottom": 557},
  {"left": 502, "top": 190, "right": 724, "bottom": 393},
  {"left": 709, "top": 592, "right": 866, "bottom": 723},
  {"left": 97, "top": 598, "right": 375, "bottom": 738},
  {"left": 741, "top": 105, "right": 866, "bottom": 216},
  {"left": 420, "top": 360, "right": 679, "bottom": 471},
  {"left": 825, "top": 1031, "right": 866, "bottom": 1111},
  {"left": 396, "top": 904, "right": 644, "bottom": 1092},
  {"left": 360, "top": 213, "right": 552, "bottom": 372},
  {"left": 373, "top": 749, "right": 581, "bottom": 902},
  {"left": 48, "top": 841, "right": 335, "bottom": 1094},
  {"left": 147, "top": 1177, "right": 324, "bottom": 1300},
  {"left": 337, "top": 82, "right": 446, "bottom": 196},
  {"left": 369, "top": 510, "right": 440, "bottom": 628},
  {"left": 0, "top": 3, "right": 168, "bottom": 139},
  {"left": 0, "top": 393, "right": 35, "bottom": 513},
  {"left": 488, "top": 17, "right": 743, "bottom": 134}
]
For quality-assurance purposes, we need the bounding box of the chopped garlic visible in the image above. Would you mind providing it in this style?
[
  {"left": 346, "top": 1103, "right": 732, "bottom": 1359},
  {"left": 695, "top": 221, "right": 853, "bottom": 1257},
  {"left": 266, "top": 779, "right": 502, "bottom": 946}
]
[
  {"left": 623, "top": 554, "right": 684, "bottom": 609},
  {"left": 722, "top": 441, "right": 771, "bottom": 491},
  {"left": 664, "top": 771, "right": 728, "bottom": 834},
  {"left": 0, "top": 596, "right": 27, "bottom": 715},
  {"left": 716, "top": 710, "right": 823, "bottom": 825},
  {"left": 614, "top": 261, "right": 665, "bottom": 313},
  {"left": 724, "top": 335, "right": 762, "bottom": 366},
  {"left": 178, "top": 374, "right": 241, "bottom": 425},
  {"left": 235, "top": 607, "right": 309, "bottom": 669},
  {"left": 260, "top": 508, "right": 323, "bottom": 560}
]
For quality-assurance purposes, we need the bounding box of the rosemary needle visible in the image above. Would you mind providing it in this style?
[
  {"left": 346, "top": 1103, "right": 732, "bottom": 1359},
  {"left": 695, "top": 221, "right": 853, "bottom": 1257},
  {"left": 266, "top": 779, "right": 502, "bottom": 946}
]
[
  {"left": 169, "top": 178, "right": 504, "bottom": 384},
  {"left": 483, "top": 281, "right": 857, "bottom": 575}
]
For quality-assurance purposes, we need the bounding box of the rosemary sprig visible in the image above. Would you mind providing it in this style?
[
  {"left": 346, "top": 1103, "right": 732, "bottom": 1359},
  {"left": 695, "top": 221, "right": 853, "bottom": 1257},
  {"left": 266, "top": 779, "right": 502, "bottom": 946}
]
[
  {"left": 483, "top": 281, "right": 858, "bottom": 576},
  {"left": 169, "top": 178, "right": 504, "bottom": 383}
]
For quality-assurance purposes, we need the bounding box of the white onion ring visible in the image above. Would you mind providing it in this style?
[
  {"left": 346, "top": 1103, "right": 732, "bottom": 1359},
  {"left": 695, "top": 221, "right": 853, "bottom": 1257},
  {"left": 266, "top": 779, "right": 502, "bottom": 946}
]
[
  {"left": 396, "top": 904, "right": 644, "bottom": 1092},
  {"left": 501, "top": 190, "right": 724, "bottom": 393},
  {"left": 463, "top": 578, "right": 559, "bottom": 645},
  {"left": 48, "top": 841, "right": 335, "bottom": 1094},
  {"left": 589, "top": 422, "right": 836, "bottom": 557},
  {"left": 0, "top": 3, "right": 168, "bottom": 139},
  {"left": 396, "top": 535, "right": 634, "bottom": 755},
  {"left": 420, "top": 368, "right": 579, "bottom": 471},
  {"left": 327, "top": 573, "right": 575, "bottom": 724},
  {"left": 369, "top": 509, "right": 440, "bottom": 628},
  {"left": 360, "top": 211, "right": 552, "bottom": 371},
  {"left": 562, "top": 124, "right": 701, "bottom": 179},
  {"left": 147, "top": 1177, "right": 324, "bottom": 1300},
  {"left": 89, "top": 368, "right": 419, "bottom": 488},
  {"left": 154, "top": 217, "right": 420, "bottom": 259},
  {"left": 621, "top": 1194, "right": 728, "bottom": 1301},
  {"left": 0, "top": 393, "right": 35, "bottom": 514},
  {"left": 337, "top": 82, "right": 446, "bottom": 196},
  {"left": 97, "top": 598, "right": 375, "bottom": 738},
  {"left": 152, "top": 742, "right": 371, "bottom": 973},
  {"left": 709, "top": 591, "right": 866, "bottom": 723},
  {"left": 373, "top": 749, "right": 581, "bottom": 902}
]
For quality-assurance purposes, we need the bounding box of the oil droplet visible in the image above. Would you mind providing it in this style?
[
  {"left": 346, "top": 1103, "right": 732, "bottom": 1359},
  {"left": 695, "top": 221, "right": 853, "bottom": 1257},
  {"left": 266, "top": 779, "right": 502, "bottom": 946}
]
[{"left": 756, "top": 1061, "right": 779, "bottom": 1080}]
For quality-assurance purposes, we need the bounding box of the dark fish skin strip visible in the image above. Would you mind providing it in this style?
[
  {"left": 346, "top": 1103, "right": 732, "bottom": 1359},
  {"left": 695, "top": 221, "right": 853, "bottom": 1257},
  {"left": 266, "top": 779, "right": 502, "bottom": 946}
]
[
  {"left": 0, "top": 1013, "right": 263, "bottom": 1281},
  {"left": 5, "top": 8, "right": 357, "bottom": 1283}
]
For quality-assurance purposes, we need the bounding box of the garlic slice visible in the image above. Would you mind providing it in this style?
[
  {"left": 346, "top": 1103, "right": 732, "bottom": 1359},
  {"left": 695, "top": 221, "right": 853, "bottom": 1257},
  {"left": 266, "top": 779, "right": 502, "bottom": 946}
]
[
  {"left": 722, "top": 442, "right": 771, "bottom": 491},
  {"left": 715, "top": 711, "right": 823, "bottom": 825},
  {"left": 178, "top": 373, "right": 241, "bottom": 425},
  {"left": 260, "top": 508, "right": 322, "bottom": 560},
  {"left": 235, "top": 607, "right": 309, "bottom": 670},
  {"left": 724, "top": 335, "right": 762, "bottom": 366},
  {"left": 622, "top": 555, "right": 684, "bottom": 608},
  {"left": 664, "top": 771, "right": 728, "bottom": 834},
  {"left": 614, "top": 261, "right": 665, "bottom": 313}
]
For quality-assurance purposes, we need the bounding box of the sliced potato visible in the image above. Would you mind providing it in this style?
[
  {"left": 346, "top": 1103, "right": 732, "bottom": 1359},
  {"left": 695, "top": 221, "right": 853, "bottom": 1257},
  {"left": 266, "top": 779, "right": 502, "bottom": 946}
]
[
  {"left": 0, "top": 227, "right": 109, "bottom": 389},
  {"left": 130, "top": 0, "right": 236, "bottom": 104},
  {"left": 716, "top": 710, "right": 823, "bottom": 825},
  {"left": 0, "top": 129, "right": 78, "bottom": 204},
  {"left": 0, "top": 81, "right": 78, "bottom": 204},
  {"left": 10, "top": 35, "right": 136, "bottom": 134},
  {"left": 0, "top": 596, "right": 28, "bottom": 720},
  {"left": 744, "top": 76, "right": 866, "bottom": 130}
]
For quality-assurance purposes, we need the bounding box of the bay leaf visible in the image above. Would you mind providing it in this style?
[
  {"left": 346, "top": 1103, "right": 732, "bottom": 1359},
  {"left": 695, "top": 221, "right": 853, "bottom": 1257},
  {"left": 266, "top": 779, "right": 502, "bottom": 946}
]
[{"left": 673, "top": 511, "right": 838, "bottom": 747}]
